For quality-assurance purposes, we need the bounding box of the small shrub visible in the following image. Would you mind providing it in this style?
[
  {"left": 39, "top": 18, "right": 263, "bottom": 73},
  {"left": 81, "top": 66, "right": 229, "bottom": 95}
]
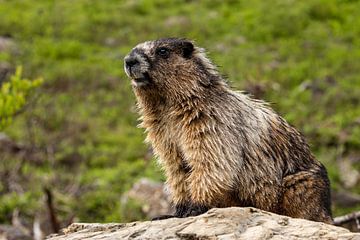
[{"left": 0, "top": 66, "right": 43, "bottom": 130}]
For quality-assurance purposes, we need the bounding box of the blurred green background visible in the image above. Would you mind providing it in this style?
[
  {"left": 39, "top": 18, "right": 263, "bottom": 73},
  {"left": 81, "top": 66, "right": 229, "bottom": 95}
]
[{"left": 0, "top": 0, "right": 359, "bottom": 229}]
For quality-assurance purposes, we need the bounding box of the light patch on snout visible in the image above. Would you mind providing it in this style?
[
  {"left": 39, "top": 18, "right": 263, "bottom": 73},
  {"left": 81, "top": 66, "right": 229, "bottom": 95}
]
[
  {"left": 124, "top": 41, "right": 155, "bottom": 80},
  {"left": 124, "top": 41, "right": 156, "bottom": 87},
  {"left": 135, "top": 41, "right": 154, "bottom": 55}
]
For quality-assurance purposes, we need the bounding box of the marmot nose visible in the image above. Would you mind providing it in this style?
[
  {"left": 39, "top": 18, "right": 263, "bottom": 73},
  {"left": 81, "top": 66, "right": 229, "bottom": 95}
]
[{"left": 125, "top": 57, "right": 139, "bottom": 70}]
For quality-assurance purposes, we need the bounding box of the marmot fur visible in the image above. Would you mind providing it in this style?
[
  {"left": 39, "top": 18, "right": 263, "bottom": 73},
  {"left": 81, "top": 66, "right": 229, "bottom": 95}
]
[{"left": 124, "top": 38, "right": 332, "bottom": 223}]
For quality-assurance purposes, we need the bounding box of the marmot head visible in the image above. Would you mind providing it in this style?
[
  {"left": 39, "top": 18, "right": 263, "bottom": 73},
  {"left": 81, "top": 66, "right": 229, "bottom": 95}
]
[{"left": 124, "top": 38, "right": 224, "bottom": 100}]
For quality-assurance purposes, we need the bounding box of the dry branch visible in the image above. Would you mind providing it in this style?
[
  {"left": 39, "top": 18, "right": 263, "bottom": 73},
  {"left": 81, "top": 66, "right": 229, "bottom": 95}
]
[{"left": 334, "top": 211, "right": 360, "bottom": 230}]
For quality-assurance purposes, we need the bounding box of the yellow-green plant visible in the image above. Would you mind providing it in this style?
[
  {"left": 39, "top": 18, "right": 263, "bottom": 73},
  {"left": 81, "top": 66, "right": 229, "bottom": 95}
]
[{"left": 0, "top": 66, "right": 43, "bottom": 130}]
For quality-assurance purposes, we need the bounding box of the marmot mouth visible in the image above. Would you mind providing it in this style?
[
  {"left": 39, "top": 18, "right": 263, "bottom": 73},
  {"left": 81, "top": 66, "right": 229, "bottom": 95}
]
[{"left": 132, "top": 72, "right": 151, "bottom": 87}]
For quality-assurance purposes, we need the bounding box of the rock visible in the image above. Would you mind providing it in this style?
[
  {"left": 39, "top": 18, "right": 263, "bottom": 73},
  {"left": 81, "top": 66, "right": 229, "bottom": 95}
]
[
  {"left": 338, "top": 157, "right": 360, "bottom": 189},
  {"left": 121, "top": 178, "right": 172, "bottom": 220},
  {"left": 0, "top": 224, "right": 32, "bottom": 240},
  {"left": 46, "top": 207, "right": 360, "bottom": 240},
  {"left": 0, "top": 37, "right": 15, "bottom": 53}
]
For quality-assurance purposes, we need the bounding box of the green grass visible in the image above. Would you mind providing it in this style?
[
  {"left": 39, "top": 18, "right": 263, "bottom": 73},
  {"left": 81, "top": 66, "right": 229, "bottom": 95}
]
[{"left": 0, "top": 0, "right": 359, "bottom": 223}]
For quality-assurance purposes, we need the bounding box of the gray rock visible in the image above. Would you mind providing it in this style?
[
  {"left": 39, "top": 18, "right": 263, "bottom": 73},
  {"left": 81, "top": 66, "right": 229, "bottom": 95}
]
[
  {"left": 46, "top": 207, "right": 360, "bottom": 240},
  {"left": 0, "top": 37, "right": 15, "bottom": 52},
  {"left": 121, "top": 178, "right": 172, "bottom": 219},
  {"left": 0, "top": 225, "right": 32, "bottom": 240}
]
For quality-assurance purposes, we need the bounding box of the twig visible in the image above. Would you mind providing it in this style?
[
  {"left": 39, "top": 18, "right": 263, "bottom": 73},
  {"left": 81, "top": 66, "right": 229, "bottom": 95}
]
[
  {"left": 44, "top": 187, "right": 60, "bottom": 233},
  {"left": 333, "top": 211, "right": 360, "bottom": 230}
]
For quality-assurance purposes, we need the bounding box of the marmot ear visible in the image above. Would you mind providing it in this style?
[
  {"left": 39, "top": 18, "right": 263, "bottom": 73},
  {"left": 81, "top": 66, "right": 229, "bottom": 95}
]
[{"left": 182, "top": 41, "right": 194, "bottom": 59}]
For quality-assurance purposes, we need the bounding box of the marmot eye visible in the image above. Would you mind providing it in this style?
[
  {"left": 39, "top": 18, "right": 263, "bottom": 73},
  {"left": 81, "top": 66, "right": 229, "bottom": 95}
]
[{"left": 156, "top": 47, "right": 170, "bottom": 58}]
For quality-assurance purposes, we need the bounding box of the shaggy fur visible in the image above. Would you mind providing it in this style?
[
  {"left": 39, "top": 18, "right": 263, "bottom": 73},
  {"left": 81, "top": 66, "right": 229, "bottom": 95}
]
[{"left": 124, "top": 38, "right": 333, "bottom": 223}]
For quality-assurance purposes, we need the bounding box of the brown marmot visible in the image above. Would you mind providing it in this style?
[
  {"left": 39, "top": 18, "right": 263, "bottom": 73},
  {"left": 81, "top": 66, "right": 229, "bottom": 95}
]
[{"left": 124, "top": 38, "right": 333, "bottom": 224}]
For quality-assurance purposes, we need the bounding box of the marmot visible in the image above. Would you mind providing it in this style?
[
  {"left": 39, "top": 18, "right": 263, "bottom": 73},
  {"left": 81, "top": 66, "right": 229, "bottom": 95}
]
[{"left": 124, "top": 38, "right": 332, "bottom": 223}]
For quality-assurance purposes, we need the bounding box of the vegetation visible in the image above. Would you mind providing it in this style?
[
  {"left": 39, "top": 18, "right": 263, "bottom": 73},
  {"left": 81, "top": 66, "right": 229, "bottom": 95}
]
[
  {"left": 0, "top": 67, "right": 42, "bottom": 130},
  {"left": 0, "top": 0, "right": 359, "bottom": 226}
]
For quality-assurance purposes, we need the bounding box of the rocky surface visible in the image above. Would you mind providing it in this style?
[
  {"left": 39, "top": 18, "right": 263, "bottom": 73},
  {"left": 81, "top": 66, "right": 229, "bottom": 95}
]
[
  {"left": 121, "top": 178, "right": 172, "bottom": 219},
  {"left": 47, "top": 207, "right": 360, "bottom": 240},
  {"left": 0, "top": 224, "right": 32, "bottom": 240},
  {"left": 0, "top": 36, "right": 16, "bottom": 53}
]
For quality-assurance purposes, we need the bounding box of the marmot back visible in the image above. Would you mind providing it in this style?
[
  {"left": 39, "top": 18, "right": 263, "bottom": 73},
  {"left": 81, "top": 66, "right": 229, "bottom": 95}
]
[{"left": 124, "top": 38, "right": 332, "bottom": 224}]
